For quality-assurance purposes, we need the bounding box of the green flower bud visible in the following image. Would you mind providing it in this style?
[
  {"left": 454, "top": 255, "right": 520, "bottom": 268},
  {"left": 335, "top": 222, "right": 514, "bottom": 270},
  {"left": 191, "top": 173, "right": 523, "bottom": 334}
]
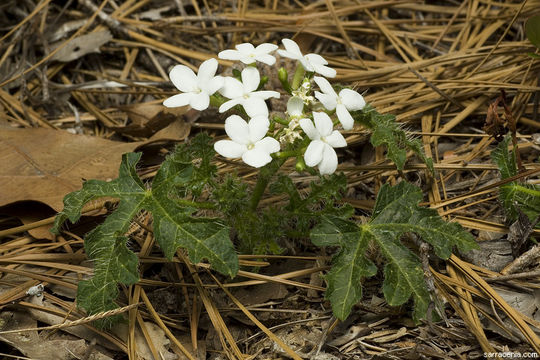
[
  {"left": 278, "top": 67, "right": 292, "bottom": 94},
  {"left": 257, "top": 75, "right": 269, "bottom": 90},
  {"left": 295, "top": 156, "right": 306, "bottom": 172}
]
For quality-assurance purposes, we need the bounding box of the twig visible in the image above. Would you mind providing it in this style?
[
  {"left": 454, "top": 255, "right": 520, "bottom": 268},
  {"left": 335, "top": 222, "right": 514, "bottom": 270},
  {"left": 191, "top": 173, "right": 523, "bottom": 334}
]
[{"left": 0, "top": 303, "right": 141, "bottom": 335}]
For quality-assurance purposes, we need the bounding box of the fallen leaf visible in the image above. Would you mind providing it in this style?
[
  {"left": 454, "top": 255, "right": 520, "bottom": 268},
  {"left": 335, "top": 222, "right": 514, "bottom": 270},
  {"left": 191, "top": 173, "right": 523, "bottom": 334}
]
[
  {"left": 0, "top": 202, "right": 56, "bottom": 239},
  {"left": 0, "top": 128, "right": 142, "bottom": 212},
  {"left": 507, "top": 205, "right": 540, "bottom": 257},
  {"left": 114, "top": 103, "right": 192, "bottom": 138},
  {"left": 27, "top": 295, "right": 119, "bottom": 351},
  {"left": 50, "top": 30, "right": 112, "bottom": 62},
  {"left": 0, "top": 310, "right": 114, "bottom": 360}
]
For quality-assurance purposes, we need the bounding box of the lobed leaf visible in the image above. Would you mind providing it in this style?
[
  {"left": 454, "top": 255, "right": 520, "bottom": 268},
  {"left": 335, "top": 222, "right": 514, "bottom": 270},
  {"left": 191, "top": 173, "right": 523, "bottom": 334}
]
[
  {"left": 311, "top": 182, "right": 476, "bottom": 321},
  {"left": 311, "top": 216, "right": 377, "bottom": 319},
  {"left": 53, "top": 134, "right": 238, "bottom": 323},
  {"left": 353, "top": 106, "right": 434, "bottom": 173}
]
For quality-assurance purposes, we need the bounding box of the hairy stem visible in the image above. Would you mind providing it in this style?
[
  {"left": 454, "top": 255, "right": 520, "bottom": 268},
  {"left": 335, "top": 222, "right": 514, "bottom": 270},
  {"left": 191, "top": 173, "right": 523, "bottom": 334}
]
[{"left": 250, "top": 158, "right": 286, "bottom": 211}]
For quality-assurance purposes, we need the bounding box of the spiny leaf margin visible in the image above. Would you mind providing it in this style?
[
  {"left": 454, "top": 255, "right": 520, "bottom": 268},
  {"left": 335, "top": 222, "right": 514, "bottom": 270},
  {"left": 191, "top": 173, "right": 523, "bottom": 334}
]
[
  {"left": 311, "top": 181, "right": 476, "bottom": 321},
  {"left": 53, "top": 135, "right": 238, "bottom": 326},
  {"left": 491, "top": 135, "right": 540, "bottom": 224},
  {"left": 353, "top": 105, "right": 434, "bottom": 173}
]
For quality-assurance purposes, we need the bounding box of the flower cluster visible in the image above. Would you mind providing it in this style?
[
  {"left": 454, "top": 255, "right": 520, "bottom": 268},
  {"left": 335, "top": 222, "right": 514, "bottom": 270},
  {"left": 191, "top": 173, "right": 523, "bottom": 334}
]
[{"left": 163, "top": 38, "right": 366, "bottom": 175}]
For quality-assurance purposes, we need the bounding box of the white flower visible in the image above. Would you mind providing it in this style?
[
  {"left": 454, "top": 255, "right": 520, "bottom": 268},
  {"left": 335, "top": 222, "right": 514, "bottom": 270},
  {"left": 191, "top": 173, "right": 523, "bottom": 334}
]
[
  {"left": 219, "top": 67, "right": 280, "bottom": 117},
  {"left": 291, "top": 79, "right": 315, "bottom": 105},
  {"left": 313, "top": 76, "right": 365, "bottom": 130},
  {"left": 218, "top": 43, "right": 278, "bottom": 65},
  {"left": 286, "top": 96, "right": 305, "bottom": 119},
  {"left": 214, "top": 115, "right": 280, "bottom": 168},
  {"left": 300, "top": 112, "right": 347, "bottom": 175},
  {"left": 277, "top": 39, "right": 336, "bottom": 78},
  {"left": 279, "top": 97, "right": 307, "bottom": 144},
  {"left": 163, "top": 58, "right": 224, "bottom": 111}
]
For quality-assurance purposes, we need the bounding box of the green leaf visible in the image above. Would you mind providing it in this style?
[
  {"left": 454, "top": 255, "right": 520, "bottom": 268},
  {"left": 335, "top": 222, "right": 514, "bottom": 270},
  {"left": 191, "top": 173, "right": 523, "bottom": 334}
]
[
  {"left": 53, "top": 134, "right": 238, "bottom": 324},
  {"left": 311, "top": 216, "right": 377, "bottom": 318},
  {"left": 353, "top": 105, "right": 434, "bottom": 173},
  {"left": 311, "top": 182, "right": 476, "bottom": 321},
  {"left": 526, "top": 15, "right": 540, "bottom": 49},
  {"left": 492, "top": 136, "right": 540, "bottom": 223}
]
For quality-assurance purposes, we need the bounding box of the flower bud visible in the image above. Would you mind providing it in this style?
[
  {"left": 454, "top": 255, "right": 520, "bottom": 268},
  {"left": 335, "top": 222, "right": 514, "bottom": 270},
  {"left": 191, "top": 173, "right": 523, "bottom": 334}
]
[
  {"left": 278, "top": 67, "right": 292, "bottom": 94},
  {"left": 258, "top": 75, "right": 269, "bottom": 90},
  {"left": 295, "top": 156, "right": 306, "bottom": 172}
]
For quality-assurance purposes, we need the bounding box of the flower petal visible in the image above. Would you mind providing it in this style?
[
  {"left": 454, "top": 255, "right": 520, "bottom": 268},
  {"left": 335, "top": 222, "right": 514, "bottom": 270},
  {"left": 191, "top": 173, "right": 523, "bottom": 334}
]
[
  {"left": 255, "top": 54, "right": 276, "bottom": 65},
  {"left": 235, "top": 43, "right": 255, "bottom": 53},
  {"left": 248, "top": 116, "right": 270, "bottom": 143},
  {"left": 318, "top": 144, "right": 338, "bottom": 175},
  {"left": 251, "top": 90, "right": 280, "bottom": 100},
  {"left": 255, "top": 43, "right": 278, "bottom": 54},
  {"left": 339, "top": 89, "right": 366, "bottom": 111},
  {"left": 277, "top": 49, "right": 298, "bottom": 60},
  {"left": 189, "top": 93, "right": 210, "bottom": 111},
  {"left": 281, "top": 39, "right": 303, "bottom": 58},
  {"left": 163, "top": 93, "right": 192, "bottom": 108},
  {"left": 242, "top": 148, "right": 273, "bottom": 168},
  {"left": 203, "top": 76, "right": 224, "bottom": 95},
  {"left": 169, "top": 65, "right": 197, "bottom": 92},
  {"left": 241, "top": 67, "right": 260, "bottom": 93},
  {"left": 219, "top": 98, "right": 242, "bottom": 113},
  {"left": 312, "top": 63, "right": 337, "bottom": 78},
  {"left": 314, "top": 91, "right": 337, "bottom": 110},
  {"left": 325, "top": 130, "right": 347, "bottom": 148},
  {"left": 218, "top": 49, "right": 244, "bottom": 61},
  {"left": 313, "top": 111, "right": 334, "bottom": 137},
  {"left": 254, "top": 136, "right": 280, "bottom": 154},
  {"left": 336, "top": 104, "right": 354, "bottom": 130},
  {"left": 287, "top": 96, "right": 304, "bottom": 116},
  {"left": 305, "top": 53, "right": 328, "bottom": 66},
  {"left": 214, "top": 140, "right": 247, "bottom": 158},
  {"left": 304, "top": 140, "right": 325, "bottom": 167},
  {"left": 224, "top": 115, "right": 250, "bottom": 144},
  {"left": 219, "top": 77, "right": 244, "bottom": 99},
  {"left": 299, "top": 118, "right": 319, "bottom": 140},
  {"left": 313, "top": 76, "right": 336, "bottom": 96},
  {"left": 298, "top": 57, "right": 314, "bottom": 72},
  {"left": 242, "top": 97, "right": 269, "bottom": 118},
  {"left": 197, "top": 58, "right": 218, "bottom": 82}
]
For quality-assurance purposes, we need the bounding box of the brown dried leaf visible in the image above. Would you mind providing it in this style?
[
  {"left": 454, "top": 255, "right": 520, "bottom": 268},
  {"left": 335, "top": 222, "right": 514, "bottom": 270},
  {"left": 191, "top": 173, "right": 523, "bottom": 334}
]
[
  {"left": 0, "top": 310, "right": 113, "bottom": 360},
  {"left": 114, "top": 103, "right": 192, "bottom": 138},
  {"left": 50, "top": 30, "right": 113, "bottom": 62},
  {"left": 0, "top": 128, "right": 142, "bottom": 211}
]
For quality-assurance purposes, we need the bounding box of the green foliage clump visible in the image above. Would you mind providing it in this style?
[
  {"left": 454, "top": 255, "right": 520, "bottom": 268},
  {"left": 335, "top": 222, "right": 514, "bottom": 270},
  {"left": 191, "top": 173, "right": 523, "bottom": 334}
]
[
  {"left": 53, "top": 134, "right": 238, "bottom": 327},
  {"left": 52, "top": 50, "right": 477, "bottom": 327},
  {"left": 354, "top": 105, "right": 434, "bottom": 173},
  {"left": 492, "top": 135, "right": 540, "bottom": 223},
  {"left": 311, "top": 181, "right": 477, "bottom": 321}
]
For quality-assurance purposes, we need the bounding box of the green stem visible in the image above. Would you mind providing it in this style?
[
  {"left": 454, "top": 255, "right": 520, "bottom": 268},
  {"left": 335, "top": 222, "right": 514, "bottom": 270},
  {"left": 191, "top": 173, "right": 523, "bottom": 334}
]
[
  {"left": 250, "top": 158, "right": 287, "bottom": 211},
  {"left": 273, "top": 116, "right": 289, "bottom": 126},
  {"left": 513, "top": 184, "right": 540, "bottom": 197},
  {"left": 210, "top": 94, "right": 227, "bottom": 108},
  {"left": 291, "top": 63, "right": 305, "bottom": 90}
]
